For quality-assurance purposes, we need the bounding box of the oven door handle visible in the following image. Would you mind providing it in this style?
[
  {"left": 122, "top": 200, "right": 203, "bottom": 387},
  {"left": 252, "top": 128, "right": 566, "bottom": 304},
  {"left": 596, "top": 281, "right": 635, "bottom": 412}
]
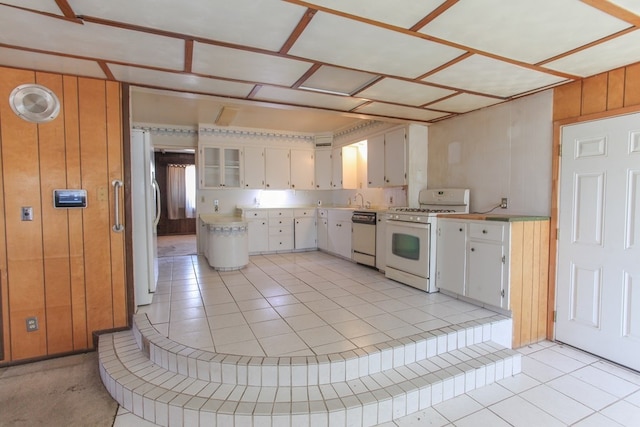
[{"left": 386, "top": 220, "right": 431, "bottom": 230}]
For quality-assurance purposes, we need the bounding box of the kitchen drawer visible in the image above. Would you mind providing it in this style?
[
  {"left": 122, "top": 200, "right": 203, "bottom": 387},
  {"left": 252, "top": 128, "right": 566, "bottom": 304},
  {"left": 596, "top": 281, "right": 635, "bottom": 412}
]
[
  {"left": 268, "top": 217, "right": 293, "bottom": 227},
  {"left": 268, "top": 209, "right": 293, "bottom": 218},
  {"left": 269, "top": 226, "right": 293, "bottom": 236},
  {"left": 269, "top": 235, "right": 294, "bottom": 251},
  {"left": 294, "top": 208, "right": 316, "bottom": 217},
  {"left": 469, "top": 222, "right": 504, "bottom": 242},
  {"left": 244, "top": 209, "right": 268, "bottom": 219}
]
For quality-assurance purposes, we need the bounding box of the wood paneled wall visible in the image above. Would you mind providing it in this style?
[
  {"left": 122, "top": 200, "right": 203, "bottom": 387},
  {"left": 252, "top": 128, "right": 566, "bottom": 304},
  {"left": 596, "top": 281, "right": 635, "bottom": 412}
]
[
  {"left": 0, "top": 66, "right": 127, "bottom": 363},
  {"left": 509, "top": 220, "right": 550, "bottom": 349},
  {"left": 550, "top": 61, "right": 640, "bottom": 339}
]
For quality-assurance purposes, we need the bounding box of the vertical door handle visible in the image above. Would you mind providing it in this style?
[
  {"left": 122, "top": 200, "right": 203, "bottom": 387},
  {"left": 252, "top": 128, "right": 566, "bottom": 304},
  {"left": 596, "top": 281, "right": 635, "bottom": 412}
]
[{"left": 112, "top": 179, "right": 124, "bottom": 232}]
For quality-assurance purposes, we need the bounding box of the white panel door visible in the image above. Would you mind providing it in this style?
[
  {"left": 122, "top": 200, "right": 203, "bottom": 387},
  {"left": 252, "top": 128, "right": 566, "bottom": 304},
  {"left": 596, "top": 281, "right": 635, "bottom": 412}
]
[{"left": 557, "top": 112, "right": 640, "bottom": 370}]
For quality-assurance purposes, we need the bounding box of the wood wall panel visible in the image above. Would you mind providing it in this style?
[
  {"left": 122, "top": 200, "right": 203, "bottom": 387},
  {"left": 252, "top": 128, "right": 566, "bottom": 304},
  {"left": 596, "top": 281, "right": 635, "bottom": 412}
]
[
  {"left": 36, "top": 72, "right": 74, "bottom": 354},
  {"left": 62, "top": 75, "right": 89, "bottom": 350},
  {"left": 581, "top": 73, "right": 608, "bottom": 115},
  {"left": 607, "top": 68, "right": 625, "bottom": 110},
  {"left": 0, "top": 66, "right": 127, "bottom": 363},
  {"left": 0, "top": 67, "right": 47, "bottom": 360},
  {"left": 509, "top": 219, "right": 549, "bottom": 349},
  {"left": 624, "top": 63, "right": 640, "bottom": 107},
  {"left": 106, "top": 81, "right": 127, "bottom": 327},
  {"left": 78, "top": 78, "right": 114, "bottom": 336}
]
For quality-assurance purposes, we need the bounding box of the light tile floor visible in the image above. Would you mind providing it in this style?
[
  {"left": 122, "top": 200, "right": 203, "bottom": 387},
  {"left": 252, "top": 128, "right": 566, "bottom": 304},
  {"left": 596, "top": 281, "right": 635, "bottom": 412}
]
[
  {"left": 114, "top": 251, "right": 640, "bottom": 426},
  {"left": 139, "top": 251, "right": 502, "bottom": 357}
]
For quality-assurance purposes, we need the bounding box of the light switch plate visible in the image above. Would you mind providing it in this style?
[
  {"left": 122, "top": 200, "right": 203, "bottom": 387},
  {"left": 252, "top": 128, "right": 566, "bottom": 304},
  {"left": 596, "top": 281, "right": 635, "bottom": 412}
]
[{"left": 21, "top": 206, "right": 33, "bottom": 221}]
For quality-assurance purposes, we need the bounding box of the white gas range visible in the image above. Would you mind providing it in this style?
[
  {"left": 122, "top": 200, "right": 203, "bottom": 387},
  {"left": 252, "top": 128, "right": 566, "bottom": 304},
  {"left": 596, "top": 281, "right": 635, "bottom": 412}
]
[{"left": 385, "top": 188, "right": 470, "bottom": 292}]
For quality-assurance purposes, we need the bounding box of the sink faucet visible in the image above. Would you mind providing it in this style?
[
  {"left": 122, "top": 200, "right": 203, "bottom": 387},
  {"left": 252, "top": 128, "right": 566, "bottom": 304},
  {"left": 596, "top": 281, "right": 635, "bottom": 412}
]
[{"left": 355, "top": 193, "right": 364, "bottom": 209}]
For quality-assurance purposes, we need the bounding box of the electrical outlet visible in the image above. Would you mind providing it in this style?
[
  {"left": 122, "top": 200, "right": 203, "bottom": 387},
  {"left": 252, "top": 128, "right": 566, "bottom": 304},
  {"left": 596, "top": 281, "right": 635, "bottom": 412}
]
[
  {"left": 501, "top": 198, "right": 508, "bottom": 209},
  {"left": 26, "top": 316, "right": 38, "bottom": 332},
  {"left": 214, "top": 199, "right": 219, "bottom": 212}
]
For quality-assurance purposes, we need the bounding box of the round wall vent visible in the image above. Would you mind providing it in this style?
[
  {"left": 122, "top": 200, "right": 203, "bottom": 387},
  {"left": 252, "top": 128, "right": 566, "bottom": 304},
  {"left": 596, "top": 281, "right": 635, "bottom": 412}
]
[{"left": 9, "top": 84, "right": 60, "bottom": 123}]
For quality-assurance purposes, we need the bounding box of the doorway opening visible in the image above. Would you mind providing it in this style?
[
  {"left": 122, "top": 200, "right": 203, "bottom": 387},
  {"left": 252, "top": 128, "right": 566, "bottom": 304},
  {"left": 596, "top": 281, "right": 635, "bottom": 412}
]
[{"left": 154, "top": 151, "right": 197, "bottom": 257}]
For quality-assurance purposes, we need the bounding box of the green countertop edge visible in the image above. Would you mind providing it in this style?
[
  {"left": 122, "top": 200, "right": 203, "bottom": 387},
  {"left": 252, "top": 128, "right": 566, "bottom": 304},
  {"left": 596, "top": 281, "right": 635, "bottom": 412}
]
[{"left": 483, "top": 215, "right": 550, "bottom": 222}]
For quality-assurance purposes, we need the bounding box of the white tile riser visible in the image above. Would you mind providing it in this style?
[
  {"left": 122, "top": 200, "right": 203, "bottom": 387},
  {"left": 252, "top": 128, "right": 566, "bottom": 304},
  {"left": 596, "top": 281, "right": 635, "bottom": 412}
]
[{"left": 135, "top": 315, "right": 511, "bottom": 388}]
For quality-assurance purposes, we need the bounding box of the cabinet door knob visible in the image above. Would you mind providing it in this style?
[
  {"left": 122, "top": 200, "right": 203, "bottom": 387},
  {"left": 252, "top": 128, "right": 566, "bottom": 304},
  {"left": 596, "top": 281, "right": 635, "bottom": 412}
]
[
  {"left": 459, "top": 228, "right": 463, "bottom": 232},
  {"left": 482, "top": 229, "right": 488, "bottom": 234},
  {"left": 471, "top": 247, "right": 475, "bottom": 252}
]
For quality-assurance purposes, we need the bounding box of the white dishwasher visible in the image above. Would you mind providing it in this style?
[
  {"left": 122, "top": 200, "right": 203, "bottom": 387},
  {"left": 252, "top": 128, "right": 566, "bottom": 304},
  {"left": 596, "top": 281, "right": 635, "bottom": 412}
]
[{"left": 351, "top": 211, "right": 376, "bottom": 267}]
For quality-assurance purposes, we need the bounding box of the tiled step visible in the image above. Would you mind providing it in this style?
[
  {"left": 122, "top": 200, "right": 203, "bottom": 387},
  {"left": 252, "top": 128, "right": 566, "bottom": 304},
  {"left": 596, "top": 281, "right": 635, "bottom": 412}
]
[
  {"left": 99, "top": 319, "right": 520, "bottom": 426},
  {"left": 131, "top": 312, "right": 513, "bottom": 387}
]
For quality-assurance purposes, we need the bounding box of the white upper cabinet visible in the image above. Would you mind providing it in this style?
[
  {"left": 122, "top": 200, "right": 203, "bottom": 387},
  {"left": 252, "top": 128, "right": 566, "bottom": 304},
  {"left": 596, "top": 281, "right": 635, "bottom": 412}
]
[
  {"left": 265, "top": 147, "right": 290, "bottom": 189},
  {"left": 367, "top": 133, "right": 385, "bottom": 187},
  {"left": 290, "top": 149, "right": 315, "bottom": 190},
  {"left": 243, "top": 146, "right": 265, "bottom": 189},
  {"left": 367, "top": 127, "right": 406, "bottom": 187},
  {"left": 384, "top": 128, "right": 406, "bottom": 186},
  {"left": 314, "top": 148, "right": 332, "bottom": 190},
  {"left": 199, "top": 145, "right": 242, "bottom": 188},
  {"left": 332, "top": 145, "right": 357, "bottom": 189}
]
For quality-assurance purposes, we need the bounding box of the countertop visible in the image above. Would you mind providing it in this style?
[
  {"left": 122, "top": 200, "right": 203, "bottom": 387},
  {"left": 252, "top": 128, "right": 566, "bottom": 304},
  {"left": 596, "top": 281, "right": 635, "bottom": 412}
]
[
  {"left": 438, "top": 213, "right": 550, "bottom": 222},
  {"left": 237, "top": 205, "right": 390, "bottom": 212}
]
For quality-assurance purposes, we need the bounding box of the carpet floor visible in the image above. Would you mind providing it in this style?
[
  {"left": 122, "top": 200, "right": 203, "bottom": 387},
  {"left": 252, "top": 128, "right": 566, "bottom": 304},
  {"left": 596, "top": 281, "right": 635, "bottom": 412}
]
[{"left": 0, "top": 352, "right": 117, "bottom": 427}]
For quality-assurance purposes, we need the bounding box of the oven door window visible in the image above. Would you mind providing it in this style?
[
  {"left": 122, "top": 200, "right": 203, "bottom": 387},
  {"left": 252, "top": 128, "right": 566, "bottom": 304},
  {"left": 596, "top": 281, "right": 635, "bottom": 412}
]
[{"left": 391, "top": 232, "right": 420, "bottom": 260}]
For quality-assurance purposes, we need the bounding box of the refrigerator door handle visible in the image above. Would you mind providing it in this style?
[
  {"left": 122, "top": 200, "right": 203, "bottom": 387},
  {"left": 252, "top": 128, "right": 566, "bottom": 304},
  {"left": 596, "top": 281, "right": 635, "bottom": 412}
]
[
  {"left": 153, "top": 179, "right": 161, "bottom": 228},
  {"left": 112, "top": 179, "right": 124, "bottom": 232}
]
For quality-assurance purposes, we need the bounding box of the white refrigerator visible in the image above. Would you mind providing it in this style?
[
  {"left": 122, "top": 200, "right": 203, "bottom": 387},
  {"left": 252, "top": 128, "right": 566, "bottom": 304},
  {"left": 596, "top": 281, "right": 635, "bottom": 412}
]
[{"left": 131, "top": 129, "right": 160, "bottom": 306}]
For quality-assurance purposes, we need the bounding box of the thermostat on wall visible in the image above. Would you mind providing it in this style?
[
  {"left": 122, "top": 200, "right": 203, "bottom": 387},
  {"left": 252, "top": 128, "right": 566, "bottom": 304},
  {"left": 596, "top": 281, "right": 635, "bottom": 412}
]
[{"left": 53, "top": 189, "right": 87, "bottom": 208}]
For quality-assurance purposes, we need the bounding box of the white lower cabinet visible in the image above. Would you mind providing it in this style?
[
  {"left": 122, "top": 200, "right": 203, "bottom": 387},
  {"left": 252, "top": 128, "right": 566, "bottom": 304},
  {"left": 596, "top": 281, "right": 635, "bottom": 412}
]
[
  {"left": 317, "top": 209, "right": 328, "bottom": 251},
  {"left": 268, "top": 209, "right": 293, "bottom": 251},
  {"left": 294, "top": 209, "right": 316, "bottom": 250},
  {"left": 436, "top": 220, "right": 467, "bottom": 295},
  {"left": 327, "top": 209, "right": 352, "bottom": 259},
  {"left": 466, "top": 222, "right": 508, "bottom": 308},
  {"left": 375, "top": 214, "right": 386, "bottom": 270},
  {"left": 244, "top": 210, "right": 269, "bottom": 254},
  {"left": 436, "top": 218, "right": 509, "bottom": 309}
]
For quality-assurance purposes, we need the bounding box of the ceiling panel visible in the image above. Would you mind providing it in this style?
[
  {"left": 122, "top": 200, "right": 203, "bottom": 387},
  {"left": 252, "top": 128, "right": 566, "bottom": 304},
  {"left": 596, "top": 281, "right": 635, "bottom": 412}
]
[
  {"left": 356, "top": 102, "right": 449, "bottom": 122},
  {"left": 421, "top": 0, "right": 630, "bottom": 64},
  {"left": 357, "top": 78, "right": 455, "bottom": 106},
  {"left": 0, "top": 5, "right": 185, "bottom": 70},
  {"left": 0, "top": 47, "right": 105, "bottom": 79},
  {"left": 253, "top": 86, "right": 367, "bottom": 111},
  {"left": 427, "top": 93, "right": 503, "bottom": 113},
  {"left": 109, "top": 65, "right": 255, "bottom": 98},
  {"left": 423, "top": 55, "right": 568, "bottom": 98},
  {"left": 0, "top": 0, "right": 63, "bottom": 15},
  {"left": 544, "top": 29, "right": 640, "bottom": 77},
  {"left": 302, "top": 0, "right": 446, "bottom": 28},
  {"left": 68, "top": 0, "right": 306, "bottom": 51},
  {"left": 192, "top": 42, "right": 313, "bottom": 86},
  {"left": 288, "top": 11, "right": 466, "bottom": 79},
  {"left": 300, "top": 66, "right": 379, "bottom": 95}
]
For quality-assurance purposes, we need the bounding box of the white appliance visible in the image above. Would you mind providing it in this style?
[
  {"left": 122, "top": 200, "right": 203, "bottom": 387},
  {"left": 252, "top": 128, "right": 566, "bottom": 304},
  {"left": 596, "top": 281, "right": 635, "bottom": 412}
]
[
  {"left": 385, "top": 188, "right": 470, "bottom": 292},
  {"left": 131, "top": 129, "right": 161, "bottom": 306},
  {"left": 351, "top": 210, "right": 377, "bottom": 267}
]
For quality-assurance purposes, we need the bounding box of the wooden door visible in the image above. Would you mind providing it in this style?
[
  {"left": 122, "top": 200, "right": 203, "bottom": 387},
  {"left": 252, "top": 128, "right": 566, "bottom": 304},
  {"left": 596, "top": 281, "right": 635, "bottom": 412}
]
[{"left": 0, "top": 66, "right": 126, "bottom": 362}]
